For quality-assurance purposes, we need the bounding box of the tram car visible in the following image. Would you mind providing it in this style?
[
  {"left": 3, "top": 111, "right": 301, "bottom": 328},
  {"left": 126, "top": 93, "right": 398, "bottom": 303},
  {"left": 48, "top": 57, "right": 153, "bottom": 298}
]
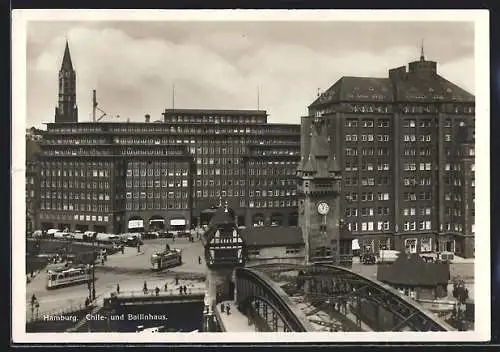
[
  {"left": 47, "top": 264, "right": 92, "bottom": 289},
  {"left": 150, "top": 249, "right": 182, "bottom": 270}
]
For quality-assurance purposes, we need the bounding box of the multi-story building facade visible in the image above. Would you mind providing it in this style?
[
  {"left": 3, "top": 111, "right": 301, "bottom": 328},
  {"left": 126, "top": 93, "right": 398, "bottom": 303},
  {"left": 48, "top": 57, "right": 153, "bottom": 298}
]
[
  {"left": 26, "top": 130, "right": 42, "bottom": 234},
  {"left": 307, "top": 52, "right": 475, "bottom": 258},
  {"left": 36, "top": 43, "right": 301, "bottom": 234}
]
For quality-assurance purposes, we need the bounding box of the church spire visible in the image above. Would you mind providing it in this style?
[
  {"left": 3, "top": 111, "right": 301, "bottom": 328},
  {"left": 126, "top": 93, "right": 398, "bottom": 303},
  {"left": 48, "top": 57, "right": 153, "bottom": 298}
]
[
  {"left": 420, "top": 38, "right": 425, "bottom": 61},
  {"left": 61, "top": 39, "right": 74, "bottom": 71},
  {"left": 55, "top": 40, "right": 78, "bottom": 123}
]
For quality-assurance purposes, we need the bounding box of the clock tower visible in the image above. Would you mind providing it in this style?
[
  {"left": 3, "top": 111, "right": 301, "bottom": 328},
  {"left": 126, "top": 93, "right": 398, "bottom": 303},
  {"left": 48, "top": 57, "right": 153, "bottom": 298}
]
[{"left": 297, "top": 113, "right": 351, "bottom": 266}]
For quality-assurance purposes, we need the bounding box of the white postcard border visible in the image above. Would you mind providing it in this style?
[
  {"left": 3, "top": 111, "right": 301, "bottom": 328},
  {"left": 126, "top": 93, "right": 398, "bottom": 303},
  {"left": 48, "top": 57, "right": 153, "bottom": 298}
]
[{"left": 12, "top": 9, "right": 490, "bottom": 344}]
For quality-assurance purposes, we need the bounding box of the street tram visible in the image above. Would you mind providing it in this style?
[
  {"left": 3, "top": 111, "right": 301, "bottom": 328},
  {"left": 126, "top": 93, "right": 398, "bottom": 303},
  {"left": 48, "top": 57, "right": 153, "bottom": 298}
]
[
  {"left": 150, "top": 249, "right": 182, "bottom": 270},
  {"left": 47, "top": 264, "right": 92, "bottom": 289}
]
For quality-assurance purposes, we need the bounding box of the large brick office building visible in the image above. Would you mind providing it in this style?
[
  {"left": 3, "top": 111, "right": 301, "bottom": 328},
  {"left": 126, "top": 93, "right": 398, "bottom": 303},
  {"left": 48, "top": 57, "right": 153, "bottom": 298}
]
[
  {"left": 33, "top": 42, "right": 475, "bottom": 258},
  {"left": 306, "top": 50, "right": 475, "bottom": 258},
  {"left": 36, "top": 42, "right": 300, "bottom": 234}
]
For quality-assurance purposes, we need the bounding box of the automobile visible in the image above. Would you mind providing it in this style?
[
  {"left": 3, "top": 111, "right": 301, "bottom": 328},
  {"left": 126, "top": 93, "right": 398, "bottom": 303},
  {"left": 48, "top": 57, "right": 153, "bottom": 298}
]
[
  {"left": 142, "top": 232, "right": 159, "bottom": 240},
  {"left": 361, "top": 253, "right": 377, "bottom": 265}
]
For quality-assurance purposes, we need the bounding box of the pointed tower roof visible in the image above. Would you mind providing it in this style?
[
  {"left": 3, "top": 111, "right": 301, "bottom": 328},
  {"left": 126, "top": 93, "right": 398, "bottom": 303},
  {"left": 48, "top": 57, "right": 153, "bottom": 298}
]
[
  {"left": 327, "top": 154, "right": 341, "bottom": 172},
  {"left": 302, "top": 155, "right": 317, "bottom": 173},
  {"left": 61, "top": 40, "right": 74, "bottom": 71}
]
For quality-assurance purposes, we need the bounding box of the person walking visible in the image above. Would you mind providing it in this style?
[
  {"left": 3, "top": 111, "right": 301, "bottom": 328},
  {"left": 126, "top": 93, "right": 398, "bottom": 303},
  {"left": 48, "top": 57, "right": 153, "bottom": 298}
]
[
  {"left": 198, "top": 256, "right": 202, "bottom": 265},
  {"left": 155, "top": 286, "right": 160, "bottom": 296},
  {"left": 143, "top": 281, "right": 148, "bottom": 294},
  {"left": 164, "top": 282, "right": 168, "bottom": 292},
  {"left": 116, "top": 283, "right": 120, "bottom": 294},
  {"left": 183, "top": 285, "right": 187, "bottom": 294},
  {"left": 221, "top": 302, "right": 225, "bottom": 312}
]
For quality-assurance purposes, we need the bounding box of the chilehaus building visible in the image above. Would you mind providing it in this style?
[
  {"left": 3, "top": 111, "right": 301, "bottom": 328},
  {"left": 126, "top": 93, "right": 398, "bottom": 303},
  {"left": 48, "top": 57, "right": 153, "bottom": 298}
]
[
  {"left": 36, "top": 42, "right": 300, "bottom": 235},
  {"left": 30, "top": 42, "right": 475, "bottom": 259}
]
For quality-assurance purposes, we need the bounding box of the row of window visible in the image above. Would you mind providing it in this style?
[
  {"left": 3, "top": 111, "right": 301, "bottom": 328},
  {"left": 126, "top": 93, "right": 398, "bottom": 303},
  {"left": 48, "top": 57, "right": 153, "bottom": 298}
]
[
  {"left": 41, "top": 181, "right": 110, "bottom": 189},
  {"left": 344, "top": 161, "right": 391, "bottom": 172},
  {"left": 403, "top": 163, "right": 433, "bottom": 171},
  {"left": 348, "top": 221, "right": 392, "bottom": 232},
  {"left": 164, "top": 114, "right": 267, "bottom": 124},
  {"left": 248, "top": 200, "right": 298, "bottom": 208},
  {"left": 126, "top": 179, "right": 189, "bottom": 188},
  {"left": 403, "top": 207, "right": 432, "bottom": 216},
  {"left": 345, "top": 119, "right": 391, "bottom": 128},
  {"left": 41, "top": 169, "right": 111, "bottom": 177},
  {"left": 194, "top": 189, "right": 246, "bottom": 198},
  {"left": 126, "top": 168, "right": 188, "bottom": 177},
  {"left": 403, "top": 221, "right": 432, "bottom": 231},
  {"left": 345, "top": 134, "right": 390, "bottom": 142},
  {"left": 345, "top": 207, "right": 392, "bottom": 217},
  {"left": 196, "top": 168, "right": 246, "bottom": 176},
  {"left": 41, "top": 202, "right": 110, "bottom": 212},
  {"left": 344, "top": 176, "right": 391, "bottom": 186},
  {"left": 403, "top": 177, "right": 432, "bottom": 186},
  {"left": 403, "top": 148, "right": 433, "bottom": 156},
  {"left": 125, "top": 202, "right": 189, "bottom": 210},
  {"left": 249, "top": 189, "right": 297, "bottom": 197},
  {"left": 41, "top": 192, "right": 110, "bottom": 200},
  {"left": 126, "top": 191, "right": 189, "bottom": 199},
  {"left": 403, "top": 134, "right": 432, "bottom": 142},
  {"left": 39, "top": 212, "right": 110, "bottom": 223},
  {"left": 403, "top": 192, "right": 432, "bottom": 201}
]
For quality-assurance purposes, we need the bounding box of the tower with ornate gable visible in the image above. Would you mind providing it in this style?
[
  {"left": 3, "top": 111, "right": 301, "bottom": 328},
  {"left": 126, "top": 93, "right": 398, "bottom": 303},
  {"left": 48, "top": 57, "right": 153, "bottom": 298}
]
[
  {"left": 55, "top": 40, "right": 78, "bottom": 123},
  {"left": 297, "top": 112, "right": 352, "bottom": 266}
]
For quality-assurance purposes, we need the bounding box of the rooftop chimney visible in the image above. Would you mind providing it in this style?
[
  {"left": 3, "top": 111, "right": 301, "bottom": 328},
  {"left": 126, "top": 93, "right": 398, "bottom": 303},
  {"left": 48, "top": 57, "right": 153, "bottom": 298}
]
[{"left": 145, "top": 114, "right": 151, "bottom": 123}]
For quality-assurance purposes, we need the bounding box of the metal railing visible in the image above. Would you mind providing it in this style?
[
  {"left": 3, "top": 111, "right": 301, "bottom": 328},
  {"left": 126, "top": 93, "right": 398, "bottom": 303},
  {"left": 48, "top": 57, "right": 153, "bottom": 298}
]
[{"left": 110, "top": 286, "right": 206, "bottom": 299}]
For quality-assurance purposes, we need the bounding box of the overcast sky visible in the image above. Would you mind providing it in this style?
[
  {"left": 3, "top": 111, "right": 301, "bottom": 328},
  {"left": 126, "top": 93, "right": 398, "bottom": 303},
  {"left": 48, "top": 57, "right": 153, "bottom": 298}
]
[{"left": 26, "top": 20, "right": 475, "bottom": 128}]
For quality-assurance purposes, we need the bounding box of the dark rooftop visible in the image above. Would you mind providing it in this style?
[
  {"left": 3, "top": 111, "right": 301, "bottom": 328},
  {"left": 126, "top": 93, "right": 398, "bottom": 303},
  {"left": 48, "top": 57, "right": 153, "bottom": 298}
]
[
  {"left": 377, "top": 253, "right": 450, "bottom": 286},
  {"left": 240, "top": 226, "right": 304, "bottom": 247}
]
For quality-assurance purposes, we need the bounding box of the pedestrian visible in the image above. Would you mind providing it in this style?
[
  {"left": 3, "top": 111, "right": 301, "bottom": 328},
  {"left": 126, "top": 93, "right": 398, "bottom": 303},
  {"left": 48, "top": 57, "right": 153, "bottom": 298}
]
[
  {"left": 178, "top": 286, "right": 183, "bottom": 295},
  {"left": 226, "top": 303, "right": 231, "bottom": 315},
  {"left": 101, "top": 258, "right": 105, "bottom": 265},
  {"left": 164, "top": 282, "right": 168, "bottom": 291},
  {"left": 220, "top": 302, "right": 225, "bottom": 312},
  {"left": 121, "top": 245, "right": 125, "bottom": 254},
  {"left": 155, "top": 286, "right": 160, "bottom": 296},
  {"left": 183, "top": 285, "right": 187, "bottom": 294},
  {"left": 175, "top": 275, "right": 179, "bottom": 285},
  {"left": 116, "top": 283, "right": 120, "bottom": 294},
  {"left": 198, "top": 256, "right": 202, "bottom": 265},
  {"left": 143, "top": 281, "right": 148, "bottom": 294}
]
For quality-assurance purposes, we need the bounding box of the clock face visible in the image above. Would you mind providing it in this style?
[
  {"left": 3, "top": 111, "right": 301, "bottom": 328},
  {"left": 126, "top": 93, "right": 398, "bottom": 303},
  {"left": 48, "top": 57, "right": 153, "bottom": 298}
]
[{"left": 317, "top": 202, "right": 330, "bottom": 215}]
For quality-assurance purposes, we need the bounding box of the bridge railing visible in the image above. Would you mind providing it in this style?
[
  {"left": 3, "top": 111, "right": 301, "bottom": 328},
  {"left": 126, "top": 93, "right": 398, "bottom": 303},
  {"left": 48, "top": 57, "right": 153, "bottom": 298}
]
[
  {"left": 110, "top": 287, "right": 205, "bottom": 298},
  {"left": 310, "top": 263, "right": 455, "bottom": 331},
  {"left": 234, "top": 267, "right": 315, "bottom": 332}
]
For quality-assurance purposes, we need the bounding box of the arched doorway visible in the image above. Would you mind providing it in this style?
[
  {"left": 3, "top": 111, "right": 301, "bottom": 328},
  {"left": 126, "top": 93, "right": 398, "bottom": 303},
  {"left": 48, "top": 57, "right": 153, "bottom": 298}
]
[
  {"left": 270, "top": 213, "right": 284, "bottom": 227},
  {"left": 252, "top": 213, "right": 265, "bottom": 227},
  {"left": 288, "top": 211, "right": 298, "bottom": 226},
  {"left": 128, "top": 216, "right": 144, "bottom": 233},
  {"left": 149, "top": 215, "right": 165, "bottom": 232}
]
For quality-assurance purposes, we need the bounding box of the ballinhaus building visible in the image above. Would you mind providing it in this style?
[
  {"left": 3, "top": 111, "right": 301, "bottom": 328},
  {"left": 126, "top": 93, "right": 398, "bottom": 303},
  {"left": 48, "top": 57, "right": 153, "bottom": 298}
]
[
  {"left": 37, "top": 42, "right": 300, "bottom": 234},
  {"left": 306, "top": 49, "right": 475, "bottom": 258}
]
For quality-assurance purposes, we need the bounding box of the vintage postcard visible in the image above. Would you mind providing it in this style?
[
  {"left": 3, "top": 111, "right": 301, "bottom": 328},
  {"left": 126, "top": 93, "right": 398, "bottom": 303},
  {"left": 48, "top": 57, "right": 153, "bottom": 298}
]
[{"left": 12, "top": 9, "right": 490, "bottom": 344}]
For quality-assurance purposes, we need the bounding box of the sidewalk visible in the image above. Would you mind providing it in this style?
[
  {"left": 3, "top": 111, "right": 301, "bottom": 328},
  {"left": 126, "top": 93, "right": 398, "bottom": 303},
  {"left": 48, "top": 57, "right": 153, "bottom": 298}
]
[{"left": 215, "top": 300, "right": 256, "bottom": 332}]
